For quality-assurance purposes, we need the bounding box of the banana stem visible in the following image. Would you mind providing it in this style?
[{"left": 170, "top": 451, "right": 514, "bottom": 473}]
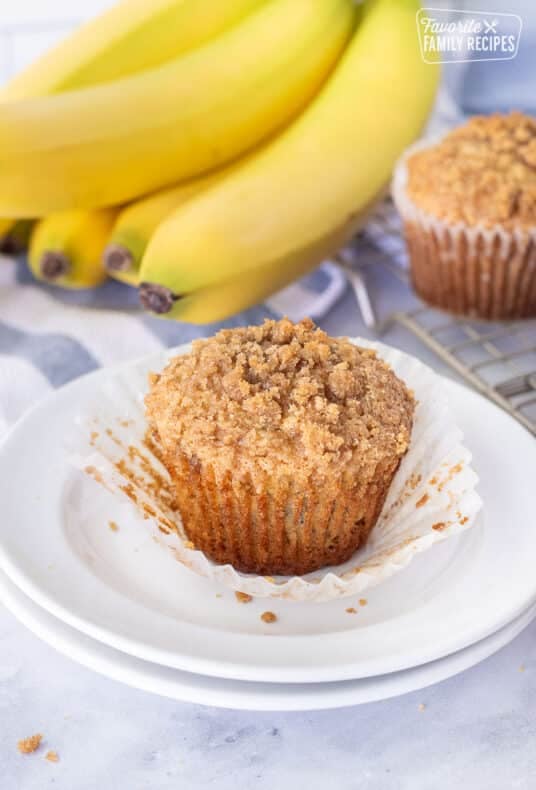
[
  {"left": 39, "top": 251, "right": 71, "bottom": 280},
  {"left": 104, "top": 243, "right": 134, "bottom": 273},
  {"left": 0, "top": 234, "right": 24, "bottom": 256},
  {"left": 0, "top": 219, "right": 34, "bottom": 255},
  {"left": 139, "top": 282, "right": 180, "bottom": 314}
]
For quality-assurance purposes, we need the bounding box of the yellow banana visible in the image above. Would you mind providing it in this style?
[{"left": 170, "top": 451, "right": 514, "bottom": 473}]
[
  {"left": 29, "top": 209, "right": 118, "bottom": 289},
  {"left": 104, "top": 171, "right": 224, "bottom": 286},
  {"left": 0, "top": 220, "right": 33, "bottom": 255},
  {"left": 0, "top": 218, "right": 16, "bottom": 248},
  {"left": 1, "top": 0, "right": 266, "bottom": 100},
  {"left": 0, "top": 0, "right": 267, "bottom": 238},
  {"left": 0, "top": 0, "right": 357, "bottom": 217},
  {"left": 0, "top": 219, "right": 12, "bottom": 235},
  {"left": 140, "top": 198, "right": 381, "bottom": 323},
  {"left": 0, "top": 219, "right": 14, "bottom": 243},
  {"left": 138, "top": 0, "right": 440, "bottom": 319}
]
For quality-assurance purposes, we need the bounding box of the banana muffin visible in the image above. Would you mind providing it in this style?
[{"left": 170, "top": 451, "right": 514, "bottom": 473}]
[
  {"left": 145, "top": 318, "right": 414, "bottom": 576},
  {"left": 393, "top": 112, "right": 536, "bottom": 320}
]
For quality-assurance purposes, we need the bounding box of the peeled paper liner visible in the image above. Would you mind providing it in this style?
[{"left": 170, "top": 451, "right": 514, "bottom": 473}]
[{"left": 71, "top": 340, "right": 482, "bottom": 603}]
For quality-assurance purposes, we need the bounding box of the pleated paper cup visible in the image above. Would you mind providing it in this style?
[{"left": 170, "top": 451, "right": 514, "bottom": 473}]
[
  {"left": 70, "top": 340, "right": 481, "bottom": 603},
  {"left": 392, "top": 140, "right": 536, "bottom": 321},
  {"left": 157, "top": 448, "right": 401, "bottom": 577}
]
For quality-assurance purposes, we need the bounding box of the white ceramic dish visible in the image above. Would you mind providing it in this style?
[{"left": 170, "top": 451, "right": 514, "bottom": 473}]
[
  {"left": 1, "top": 568, "right": 534, "bottom": 712},
  {"left": 1, "top": 351, "right": 535, "bottom": 683},
  {"left": 71, "top": 339, "right": 481, "bottom": 602}
]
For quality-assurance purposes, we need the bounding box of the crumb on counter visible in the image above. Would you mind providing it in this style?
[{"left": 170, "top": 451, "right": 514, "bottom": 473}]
[
  {"left": 418, "top": 703, "right": 426, "bottom": 713},
  {"left": 235, "top": 591, "right": 253, "bottom": 604},
  {"left": 17, "top": 734, "right": 43, "bottom": 754},
  {"left": 45, "top": 750, "right": 59, "bottom": 763},
  {"left": 519, "top": 664, "right": 526, "bottom": 673},
  {"left": 261, "top": 611, "right": 277, "bottom": 624}
]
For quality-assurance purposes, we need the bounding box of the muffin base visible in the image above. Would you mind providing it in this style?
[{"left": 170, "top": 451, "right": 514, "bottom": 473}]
[
  {"left": 404, "top": 218, "right": 536, "bottom": 321},
  {"left": 167, "top": 453, "right": 402, "bottom": 576}
]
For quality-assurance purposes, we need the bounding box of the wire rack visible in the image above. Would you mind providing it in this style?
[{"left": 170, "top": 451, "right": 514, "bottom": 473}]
[{"left": 339, "top": 201, "right": 536, "bottom": 437}]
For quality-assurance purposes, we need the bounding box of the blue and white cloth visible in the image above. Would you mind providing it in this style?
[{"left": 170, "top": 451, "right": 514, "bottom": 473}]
[{"left": 0, "top": 255, "right": 348, "bottom": 437}]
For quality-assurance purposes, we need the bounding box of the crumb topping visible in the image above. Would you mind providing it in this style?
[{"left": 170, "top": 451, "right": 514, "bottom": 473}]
[
  {"left": 145, "top": 319, "right": 414, "bottom": 485},
  {"left": 406, "top": 112, "right": 536, "bottom": 230},
  {"left": 17, "top": 734, "right": 42, "bottom": 754}
]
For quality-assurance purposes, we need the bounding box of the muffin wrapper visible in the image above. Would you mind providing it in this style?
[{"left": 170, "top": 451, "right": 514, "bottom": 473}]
[
  {"left": 164, "top": 450, "right": 400, "bottom": 578},
  {"left": 392, "top": 141, "right": 536, "bottom": 320},
  {"left": 70, "top": 340, "right": 481, "bottom": 603}
]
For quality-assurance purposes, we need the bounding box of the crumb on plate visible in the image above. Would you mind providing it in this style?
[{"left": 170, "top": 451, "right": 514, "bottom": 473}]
[
  {"left": 45, "top": 750, "right": 59, "bottom": 763},
  {"left": 359, "top": 598, "right": 368, "bottom": 606},
  {"left": 261, "top": 611, "right": 277, "bottom": 624},
  {"left": 418, "top": 703, "right": 426, "bottom": 713},
  {"left": 346, "top": 607, "right": 357, "bottom": 614},
  {"left": 416, "top": 494, "right": 429, "bottom": 508},
  {"left": 108, "top": 520, "right": 119, "bottom": 532},
  {"left": 235, "top": 591, "right": 253, "bottom": 604},
  {"left": 17, "top": 734, "right": 42, "bottom": 754}
]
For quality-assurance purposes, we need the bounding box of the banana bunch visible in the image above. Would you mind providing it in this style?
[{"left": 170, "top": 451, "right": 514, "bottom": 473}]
[
  {"left": 0, "top": 0, "right": 267, "bottom": 257},
  {"left": 0, "top": 0, "right": 439, "bottom": 314}
]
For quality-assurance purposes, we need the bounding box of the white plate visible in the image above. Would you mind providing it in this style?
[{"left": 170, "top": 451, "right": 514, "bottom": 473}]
[
  {"left": 71, "top": 339, "right": 481, "bottom": 603},
  {"left": 1, "top": 351, "right": 535, "bottom": 683},
  {"left": 1, "top": 568, "right": 534, "bottom": 712}
]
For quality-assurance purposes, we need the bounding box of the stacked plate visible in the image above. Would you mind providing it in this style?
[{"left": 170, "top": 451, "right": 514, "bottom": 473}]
[{"left": 1, "top": 350, "right": 535, "bottom": 712}]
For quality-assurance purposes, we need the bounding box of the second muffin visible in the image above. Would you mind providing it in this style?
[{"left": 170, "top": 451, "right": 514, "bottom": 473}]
[
  {"left": 393, "top": 112, "right": 536, "bottom": 320},
  {"left": 145, "top": 318, "right": 414, "bottom": 576}
]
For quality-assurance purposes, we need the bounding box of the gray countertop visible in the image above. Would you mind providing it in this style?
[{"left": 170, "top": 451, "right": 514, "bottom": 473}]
[{"left": 2, "top": 593, "right": 535, "bottom": 789}]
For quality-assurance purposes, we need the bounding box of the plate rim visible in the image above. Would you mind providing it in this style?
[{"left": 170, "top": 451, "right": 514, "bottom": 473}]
[{"left": 1, "top": 567, "right": 535, "bottom": 712}]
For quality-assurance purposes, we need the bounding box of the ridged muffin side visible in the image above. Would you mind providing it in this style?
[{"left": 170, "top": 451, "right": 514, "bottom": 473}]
[{"left": 145, "top": 318, "right": 414, "bottom": 576}]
